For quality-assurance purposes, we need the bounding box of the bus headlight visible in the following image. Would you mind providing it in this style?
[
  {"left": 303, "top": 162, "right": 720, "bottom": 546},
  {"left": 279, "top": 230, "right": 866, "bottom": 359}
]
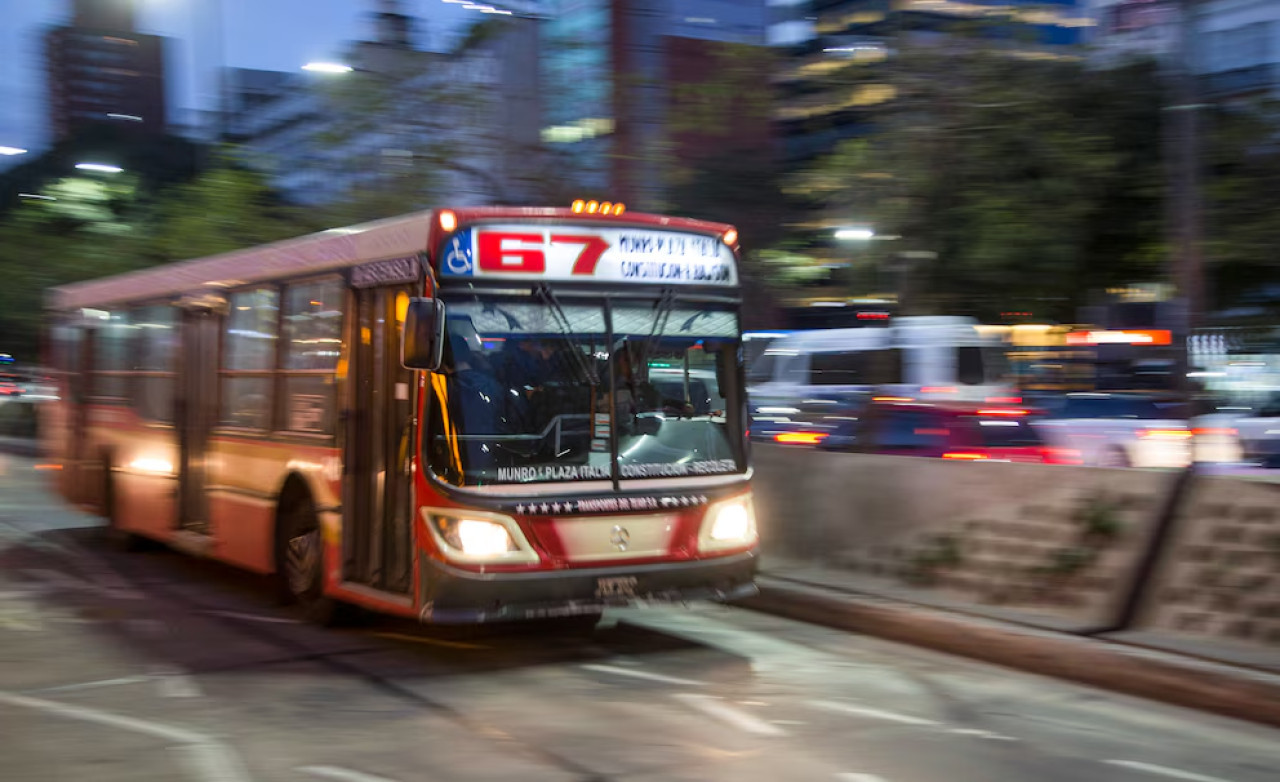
[
  {"left": 698, "top": 495, "right": 758, "bottom": 553},
  {"left": 423, "top": 509, "right": 540, "bottom": 565}
]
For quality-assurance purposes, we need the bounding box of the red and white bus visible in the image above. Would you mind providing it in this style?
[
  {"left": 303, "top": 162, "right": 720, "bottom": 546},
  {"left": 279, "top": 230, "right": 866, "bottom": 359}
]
[{"left": 43, "top": 205, "right": 758, "bottom": 623}]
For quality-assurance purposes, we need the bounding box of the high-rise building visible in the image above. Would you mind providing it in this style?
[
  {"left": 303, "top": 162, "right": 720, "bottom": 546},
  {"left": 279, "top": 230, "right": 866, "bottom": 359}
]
[
  {"left": 229, "top": 4, "right": 542, "bottom": 207},
  {"left": 45, "top": 0, "right": 167, "bottom": 140}
]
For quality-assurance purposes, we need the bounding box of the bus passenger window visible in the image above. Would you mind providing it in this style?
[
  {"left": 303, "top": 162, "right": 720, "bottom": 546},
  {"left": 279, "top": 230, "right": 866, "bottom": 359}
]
[
  {"left": 93, "top": 310, "right": 132, "bottom": 400},
  {"left": 282, "top": 279, "right": 345, "bottom": 435},
  {"left": 131, "top": 304, "right": 177, "bottom": 423},
  {"left": 957, "top": 347, "right": 985, "bottom": 386},
  {"left": 221, "top": 288, "right": 278, "bottom": 430}
]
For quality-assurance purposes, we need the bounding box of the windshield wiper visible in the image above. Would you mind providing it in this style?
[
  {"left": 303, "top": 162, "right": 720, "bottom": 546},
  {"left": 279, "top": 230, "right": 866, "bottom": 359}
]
[
  {"left": 636, "top": 288, "right": 677, "bottom": 372},
  {"left": 534, "top": 283, "right": 598, "bottom": 387}
]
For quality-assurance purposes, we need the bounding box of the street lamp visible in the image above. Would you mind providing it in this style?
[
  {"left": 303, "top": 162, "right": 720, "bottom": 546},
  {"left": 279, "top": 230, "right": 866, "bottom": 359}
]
[
  {"left": 302, "top": 62, "right": 354, "bottom": 74},
  {"left": 0, "top": 146, "right": 29, "bottom": 156},
  {"left": 835, "top": 227, "right": 875, "bottom": 241},
  {"left": 75, "top": 163, "right": 124, "bottom": 173}
]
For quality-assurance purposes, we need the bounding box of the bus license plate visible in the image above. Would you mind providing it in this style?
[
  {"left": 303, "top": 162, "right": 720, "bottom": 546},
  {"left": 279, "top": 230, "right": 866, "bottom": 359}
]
[{"left": 595, "top": 576, "right": 638, "bottom": 599}]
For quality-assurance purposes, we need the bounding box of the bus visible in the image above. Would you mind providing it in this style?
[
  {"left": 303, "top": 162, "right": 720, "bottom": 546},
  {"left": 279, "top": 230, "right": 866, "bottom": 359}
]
[{"left": 42, "top": 205, "right": 758, "bottom": 624}]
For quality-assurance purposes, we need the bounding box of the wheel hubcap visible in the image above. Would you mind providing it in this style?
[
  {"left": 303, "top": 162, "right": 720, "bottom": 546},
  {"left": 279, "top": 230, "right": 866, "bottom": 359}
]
[{"left": 285, "top": 528, "right": 319, "bottom": 596}]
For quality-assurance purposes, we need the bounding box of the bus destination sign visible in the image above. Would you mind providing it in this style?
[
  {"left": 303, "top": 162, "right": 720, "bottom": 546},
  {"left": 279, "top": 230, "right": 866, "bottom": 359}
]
[{"left": 439, "top": 225, "right": 737, "bottom": 286}]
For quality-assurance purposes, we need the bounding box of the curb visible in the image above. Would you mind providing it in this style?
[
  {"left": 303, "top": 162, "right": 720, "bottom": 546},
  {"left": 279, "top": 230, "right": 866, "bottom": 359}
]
[{"left": 741, "top": 576, "right": 1280, "bottom": 729}]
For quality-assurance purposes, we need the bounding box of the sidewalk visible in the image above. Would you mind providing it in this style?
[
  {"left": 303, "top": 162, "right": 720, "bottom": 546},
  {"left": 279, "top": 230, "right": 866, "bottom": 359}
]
[{"left": 742, "top": 564, "right": 1280, "bottom": 729}]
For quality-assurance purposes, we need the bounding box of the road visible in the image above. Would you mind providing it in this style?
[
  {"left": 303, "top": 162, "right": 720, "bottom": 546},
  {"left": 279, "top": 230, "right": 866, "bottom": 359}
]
[{"left": 2, "top": 453, "right": 1279, "bottom": 782}]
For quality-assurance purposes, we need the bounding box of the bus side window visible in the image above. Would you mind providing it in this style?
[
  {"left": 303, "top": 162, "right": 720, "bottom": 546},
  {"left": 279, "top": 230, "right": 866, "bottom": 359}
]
[
  {"left": 221, "top": 288, "right": 279, "bottom": 430},
  {"left": 93, "top": 310, "right": 132, "bottom": 402},
  {"left": 281, "top": 278, "right": 344, "bottom": 435},
  {"left": 131, "top": 304, "right": 177, "bottom": 423},
  {"left": 957, "top": 347, "right": 985, "bottom": 386}
]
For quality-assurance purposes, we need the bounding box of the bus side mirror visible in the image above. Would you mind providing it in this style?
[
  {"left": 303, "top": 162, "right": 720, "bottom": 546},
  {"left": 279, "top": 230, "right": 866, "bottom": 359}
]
[{"left": 402, "top": 298, "right": 446, "bottom": 371}]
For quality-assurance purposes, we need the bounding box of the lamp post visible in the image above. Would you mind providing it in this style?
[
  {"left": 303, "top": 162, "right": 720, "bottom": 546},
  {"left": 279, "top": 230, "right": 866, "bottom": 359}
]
[{"left": 75, "top": 163, "right": 125, "bottom": 173}]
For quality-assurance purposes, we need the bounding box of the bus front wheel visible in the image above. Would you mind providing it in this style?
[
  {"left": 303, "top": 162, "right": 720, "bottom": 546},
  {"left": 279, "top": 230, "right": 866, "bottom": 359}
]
[{"left": 275, "top": 487, "right": 344, "bottom": 625}]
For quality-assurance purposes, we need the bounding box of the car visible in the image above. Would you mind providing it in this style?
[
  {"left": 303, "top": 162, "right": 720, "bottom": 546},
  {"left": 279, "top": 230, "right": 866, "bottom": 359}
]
[
  {"left": 647, "top": 367, "right": 725, "bottom": 417},
  {"left": 814, "top": 400, "right": 1070, "bottom": 464},
  {"left": 1196, "top": 393, "right": 1280, "bottom": 467},
  {"left": 1031, "top": 392, "right": 1196, "bottom": 468},
  {"left": 0, "top": 374, "right": 23, "bottom": 397}
]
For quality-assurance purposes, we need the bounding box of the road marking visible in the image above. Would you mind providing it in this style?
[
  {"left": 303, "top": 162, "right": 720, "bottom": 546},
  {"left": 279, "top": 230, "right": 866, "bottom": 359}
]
[
  {"left": 205, "top": 609, "right": 301, "bottom": 625},
  {"left": 296, "top": 765, "right": 401, "bottom": 782},
  {"left": 22, "top": 567, "right": 142, "bottom": 600},
  {"left": 33, "top": 675, "right": 151, "bottom": 694},
  {"left": 582, "top": 664, "right": 706, "bottom": 687},
  {"left": 173, "top": 743, "right": 254, "bottom": 782},
  {"left": 949, "top": 728, "right": 1019, "bottom": 741},
  {"left": 837, "top": 774, "right": 888, "bottom": 782},
  {"left": 673, "top": 693, "right": 788, "bottom": 737},
  {"left": 152, "top": 667, "right": 203, "bottom": 698},
  {"left": 1105, "top": 760, "right": 1238, "bottom": 782},
  {"left": 811, "top": 700, "right": 939, "bottom": 727},
  {"left": 0, "top": 690, "right": 249, "bottom": 782}
]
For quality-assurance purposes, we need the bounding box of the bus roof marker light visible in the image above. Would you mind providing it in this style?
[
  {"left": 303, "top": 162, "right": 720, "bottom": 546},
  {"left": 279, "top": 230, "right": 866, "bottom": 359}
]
[
  {"left": 600, "top": 202, "right": 613, "bottom": 215},
  {"left": 613, "top": 203, "right": 625, "bottom": 215},
  {"left": 586, "top": 200, "right": 599, "bottom": 214},
  {"left": 571, "top": 199, "right": 586, "bottom": 213},
  {"left": 439, "top": 209, "right": 457, "bottom": 232},
  {"left": 722, "top": 228, "right": 738, "bottom": 247}
]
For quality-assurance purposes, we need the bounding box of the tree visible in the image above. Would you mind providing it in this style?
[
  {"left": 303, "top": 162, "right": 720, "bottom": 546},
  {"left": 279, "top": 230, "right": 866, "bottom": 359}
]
[
  {"left": 789, "top": 47, "right": 1168, "bottom": 321},
  {"left": 0, "top": 153, "right": 311, "bottom": 361},
  {"left": 1202, "top": 102, "right": 1280, "bottom": 318}
]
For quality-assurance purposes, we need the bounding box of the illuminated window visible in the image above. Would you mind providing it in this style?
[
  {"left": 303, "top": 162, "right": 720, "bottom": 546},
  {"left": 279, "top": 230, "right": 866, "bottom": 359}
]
[
  {"left": 221, "top": 288, "right": 278, "bottom": 430},
  {"left": 281, "top": 278, "right": 345, "bottom": 435}
]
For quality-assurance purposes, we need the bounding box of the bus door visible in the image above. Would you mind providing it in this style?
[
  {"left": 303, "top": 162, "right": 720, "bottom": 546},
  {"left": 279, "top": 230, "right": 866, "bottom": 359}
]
[
  {"left": 175, "top": 301, "right": 222, "bottom": 534},
  {"left": 344, "top": 283, "right": 415, "bottom": 593}
]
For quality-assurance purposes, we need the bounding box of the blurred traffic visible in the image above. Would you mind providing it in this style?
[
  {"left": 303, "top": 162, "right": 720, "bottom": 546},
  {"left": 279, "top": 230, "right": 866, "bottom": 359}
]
[{"left": 747, "top": 312, "right": 1279, "bottom": 474}]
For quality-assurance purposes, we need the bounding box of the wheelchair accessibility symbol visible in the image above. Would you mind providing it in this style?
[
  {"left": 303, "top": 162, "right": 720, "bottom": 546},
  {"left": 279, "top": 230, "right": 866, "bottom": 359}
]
[{"left": 444, "top": 235, "right": 473, "bottom": 275}]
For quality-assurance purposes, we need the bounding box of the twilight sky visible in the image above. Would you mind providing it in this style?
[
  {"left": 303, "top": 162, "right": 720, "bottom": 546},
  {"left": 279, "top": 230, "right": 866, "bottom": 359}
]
[{"left": 0, "top": 0, "right": 491, "bottom": 154}]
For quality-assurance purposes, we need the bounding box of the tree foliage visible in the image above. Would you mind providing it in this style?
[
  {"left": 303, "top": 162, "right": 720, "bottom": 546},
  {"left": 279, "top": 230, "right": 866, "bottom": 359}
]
[
  {"left": 793, "top": 48, "right": 1168, "bottom": 320},
  {"left": 0, "top": 150, "right": 310, "bottom": 361}
]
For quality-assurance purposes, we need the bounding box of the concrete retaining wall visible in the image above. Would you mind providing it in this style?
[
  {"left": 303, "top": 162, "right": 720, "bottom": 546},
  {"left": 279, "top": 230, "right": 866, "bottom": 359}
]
[
  {"left": 1139, "top": 475, "right": 1280, "bottom": 646},
  {"left": 754, "top": 444, "right": 1280, "bottom": 654},
  {"left": 754, "top": 444, "right": 1175, "bottom": 629}
]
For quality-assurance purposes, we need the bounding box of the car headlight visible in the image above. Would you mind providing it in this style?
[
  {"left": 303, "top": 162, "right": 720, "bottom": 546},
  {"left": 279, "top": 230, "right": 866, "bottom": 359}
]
[
  {"left": 698, "top": 495, "right": 759, "bottom": 553},
  {"left": 422, "top": 508, "right": 540, "bottom": 565}
]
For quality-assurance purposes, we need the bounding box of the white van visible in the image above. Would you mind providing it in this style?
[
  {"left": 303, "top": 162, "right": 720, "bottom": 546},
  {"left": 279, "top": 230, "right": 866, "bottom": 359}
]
[{"left": 747, "top": 317, "right": 1015, "bottom": 440}]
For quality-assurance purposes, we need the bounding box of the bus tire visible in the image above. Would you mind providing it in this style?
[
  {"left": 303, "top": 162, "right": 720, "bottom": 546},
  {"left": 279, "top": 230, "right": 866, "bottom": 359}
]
[{"left": 275, "top": 484, "right": 346, "bottom": 626}]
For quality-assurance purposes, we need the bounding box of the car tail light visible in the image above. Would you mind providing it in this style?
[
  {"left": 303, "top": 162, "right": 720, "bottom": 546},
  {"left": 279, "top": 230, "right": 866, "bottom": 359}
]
[
  {"left": 1043, "top": 447, "right": 1082, "bottom": 465},
  {"left": 977, "top": 408, "right": 1029, "bottom": 417},
  {"left": 986, "top": 396, "right": 1022, "bottom": 404},
  {"left": 1192, "top": 427, "right": 1237, "bottom": 436},
  {"left": 775, "top": 432, "right": 827, "bottom": 445},
  {"left": 921, "top": 386, "right": 957, "bottom": 394},
  {"left": 1141, "top": 429, "right": 1192, "bottom": 440},
  {"left": 942, "top": 451, "right": 988, "bottom": 460}
]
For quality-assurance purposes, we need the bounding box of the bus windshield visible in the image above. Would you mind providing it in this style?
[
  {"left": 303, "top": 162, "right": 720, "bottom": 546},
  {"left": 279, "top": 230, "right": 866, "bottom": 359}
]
[{"left": 425, "top": 293, "right": 745, "bottom": 487}]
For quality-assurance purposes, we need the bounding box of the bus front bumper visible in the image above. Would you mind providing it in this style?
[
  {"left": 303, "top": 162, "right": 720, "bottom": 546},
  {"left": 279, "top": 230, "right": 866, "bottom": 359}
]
[{"left": 417, "top": 551, "right": 759, "bottom": 624}]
